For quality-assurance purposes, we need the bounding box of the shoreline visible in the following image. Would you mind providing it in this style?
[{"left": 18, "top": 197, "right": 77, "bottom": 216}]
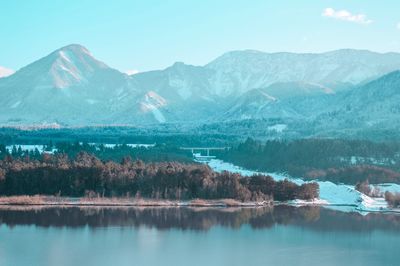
[
  {"left": 0, "top": 196, "right": 274, "bottom": 208},
  {"left": 1, "top": 196, "right": 398, "bottom": 213}
]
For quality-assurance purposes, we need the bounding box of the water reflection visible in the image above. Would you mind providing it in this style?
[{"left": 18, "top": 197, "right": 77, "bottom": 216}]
[{"left": 1, "top": 205, "right": 400, "bottom": 232}]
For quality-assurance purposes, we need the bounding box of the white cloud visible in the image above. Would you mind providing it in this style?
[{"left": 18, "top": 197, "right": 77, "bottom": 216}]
[
  {"left": 397, "top": 22, "right": 400, "bottom": 30},
  {"left": 125, "top": 69, "right": 139, "bottom": 75},
  {"left": 0, "top": 66, "right": 15, "bottom": 78},
  {"left": 322, "top": 8, "right": 373, "bottom": 25}
]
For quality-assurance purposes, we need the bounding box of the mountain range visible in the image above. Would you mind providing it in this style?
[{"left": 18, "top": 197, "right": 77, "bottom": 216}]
[{"left": 1, "top": 44, "right": 400, "bottom": 139}]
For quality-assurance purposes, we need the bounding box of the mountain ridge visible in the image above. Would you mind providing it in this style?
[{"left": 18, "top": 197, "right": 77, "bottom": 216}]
[{"left": 1, "top": 44, "right": 400, "bottom": 139}]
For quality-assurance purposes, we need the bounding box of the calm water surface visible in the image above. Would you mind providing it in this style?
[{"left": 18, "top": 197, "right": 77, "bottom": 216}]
[{"left": 0, "top": 206, "right": 399, "bottom": 266}]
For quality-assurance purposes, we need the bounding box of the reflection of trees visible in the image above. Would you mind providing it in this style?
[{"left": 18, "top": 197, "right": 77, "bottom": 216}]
[
  {"left": 0, "top": 207, "right": 272, "bottom": 230},
  {"left": 0, "top": 206, "right": 400, "bottom": 233},
  {"left": 249, "top": 206, "right": 320, "bottom": 229}
]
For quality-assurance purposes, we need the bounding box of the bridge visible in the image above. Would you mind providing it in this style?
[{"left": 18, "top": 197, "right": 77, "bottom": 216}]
[{"left": 180, "top": 147, "right": 230, "bottom": 157}]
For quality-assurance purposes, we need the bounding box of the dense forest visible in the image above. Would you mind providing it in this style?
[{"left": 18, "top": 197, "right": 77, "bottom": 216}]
[
  {"left": 0, "top": 152, "right": 318, "bottom": 201},
  {"left": 218, "top": 138, "right": 400, "bottom": 184},
  {"left": 0, "top": 127, "right": 238, "bottom": 147}
]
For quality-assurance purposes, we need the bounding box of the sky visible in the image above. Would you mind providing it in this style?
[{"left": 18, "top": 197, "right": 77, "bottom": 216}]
[{"left": 1, "top": 0, "right": 400, "bottom": 74}]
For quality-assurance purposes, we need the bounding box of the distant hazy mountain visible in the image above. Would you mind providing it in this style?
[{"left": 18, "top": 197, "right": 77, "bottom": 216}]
[
  {"left": 132, "top": 62, "right": 215, "bottom": 101},
  {"left": 128, "top": 49, "right": 400, "bottom": 123},
  {"left": 129, "top": 62, "right": 226, "bottom": 123},
  {"left": 205, "top": 49, "right": 400, "bottom": 96},
  {"left": 2, "top": 44, "right": 400, "bottom": 134},
  {"left": 219, "top": 82, "right": 338, "bottom": 121}
]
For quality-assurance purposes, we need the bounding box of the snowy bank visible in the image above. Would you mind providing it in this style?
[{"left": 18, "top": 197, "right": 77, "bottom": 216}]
[{"left": 204, "top": 159, "right": 400, "bottom": 213}]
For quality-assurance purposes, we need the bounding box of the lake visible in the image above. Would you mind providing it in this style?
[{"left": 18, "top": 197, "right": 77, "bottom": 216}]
[{"left": 0, "top": 206, "right": 399, "bottom": 266}]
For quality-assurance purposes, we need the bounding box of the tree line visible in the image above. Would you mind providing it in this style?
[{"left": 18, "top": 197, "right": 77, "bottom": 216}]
[
  {"left": 0, "top": 152, "right": 318, "bottom": 201},
  {"left": 0, "top": 142, "right": 194, "bottom": 163}
]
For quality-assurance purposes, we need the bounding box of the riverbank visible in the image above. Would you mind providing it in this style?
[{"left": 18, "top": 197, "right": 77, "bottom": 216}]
[
  {"left": 0, "top": 196, "right": 274, "bottom": 208},
  {"left": 1, "top": 195, "right": 399, "bottom": 214}
]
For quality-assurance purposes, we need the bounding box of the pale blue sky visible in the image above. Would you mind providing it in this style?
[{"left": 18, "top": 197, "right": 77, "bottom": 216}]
[{"left": 1, "top": 0, "right": 400, "bottom": 73}]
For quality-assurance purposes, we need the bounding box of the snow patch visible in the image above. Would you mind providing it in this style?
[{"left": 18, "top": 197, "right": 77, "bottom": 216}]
[
  {"left": 375, "top": 183, "right": 400, "bottom": 194},
  {"left": 125, "top": 69, "right": 139, "bottom": 75},
  {"left": 150, "top": 107, "right": 166, "bottom": 123},
  {"left": 267, "top": 124, "right": 287, "bottom": 133},
  {"left": 86, "top": 143, "right": 156, "bottom": 150},
  {"left": 5, "top": 145, "right": 57, "bottom": 154},
  {"left": 0, "top": 66, "right": 15, "bottom": 78},
  {"left": 59, "top": 51, "right": 72, "bottom": 63},
  {"left": 59, "top": 64, "right": 81, "bottom": 80},
  {"left": 10, "top": 101, "right": 21, "bottom": 108},
  {"left": 86, "top": 99, "right": 98, "bottom": 105},
  {"left": 140, "top": 91, "right": 167, "bottom": 123},
  {"left": 259, "top": 91, "right": 277, "bottom": 101}
]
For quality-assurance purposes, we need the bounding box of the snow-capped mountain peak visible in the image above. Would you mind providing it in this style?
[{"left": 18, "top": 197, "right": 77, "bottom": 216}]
[
  {"left": 8, "top": 44, "right": 111, "bottom": 89},
  {"left": 0, "top": 44, "right": 135, "bottom": 125},
  {"left": 48, "top": 44, "right": 109, "bottom": 88}
]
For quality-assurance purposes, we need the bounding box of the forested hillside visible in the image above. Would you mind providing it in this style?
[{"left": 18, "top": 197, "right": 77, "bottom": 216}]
[{"left": 219, "top": 138, "right": 400, "bottom": 184}]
